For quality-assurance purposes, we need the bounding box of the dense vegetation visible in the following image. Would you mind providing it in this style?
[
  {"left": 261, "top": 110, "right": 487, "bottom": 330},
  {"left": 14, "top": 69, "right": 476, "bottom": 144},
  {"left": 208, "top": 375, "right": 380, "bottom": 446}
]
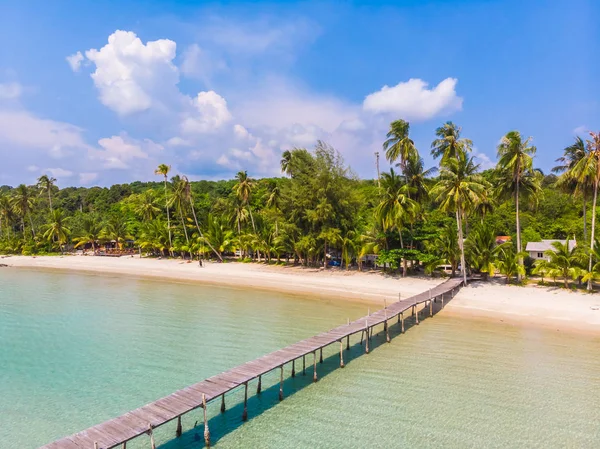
[{"left": 1, "top": 122, "right": 599, "bottom": 288}]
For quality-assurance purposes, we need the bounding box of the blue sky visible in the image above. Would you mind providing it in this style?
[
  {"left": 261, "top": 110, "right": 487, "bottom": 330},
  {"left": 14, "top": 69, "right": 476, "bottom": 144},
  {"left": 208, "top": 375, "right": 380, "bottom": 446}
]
[{"left": 0, "top": 0, "right": 598, "bottom": 187}]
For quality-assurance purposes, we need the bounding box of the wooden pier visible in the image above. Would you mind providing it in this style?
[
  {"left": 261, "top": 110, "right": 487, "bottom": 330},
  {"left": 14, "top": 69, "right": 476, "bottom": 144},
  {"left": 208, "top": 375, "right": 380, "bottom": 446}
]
[{"left": 40, "top": 278, "right": 464, "bottom": 449}]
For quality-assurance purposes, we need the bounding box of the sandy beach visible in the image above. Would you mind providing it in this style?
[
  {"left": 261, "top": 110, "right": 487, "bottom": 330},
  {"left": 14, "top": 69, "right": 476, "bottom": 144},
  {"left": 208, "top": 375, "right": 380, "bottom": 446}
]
[{"left": 3, "top": 255, "right": 600, "bottom": 334}]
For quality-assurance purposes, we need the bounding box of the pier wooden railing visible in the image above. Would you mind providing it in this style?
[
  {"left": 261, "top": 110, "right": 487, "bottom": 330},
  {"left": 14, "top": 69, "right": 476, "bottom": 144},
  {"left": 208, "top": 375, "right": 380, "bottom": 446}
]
[{"left": 40, "top": 277, "right": 465, "bottom": 449}]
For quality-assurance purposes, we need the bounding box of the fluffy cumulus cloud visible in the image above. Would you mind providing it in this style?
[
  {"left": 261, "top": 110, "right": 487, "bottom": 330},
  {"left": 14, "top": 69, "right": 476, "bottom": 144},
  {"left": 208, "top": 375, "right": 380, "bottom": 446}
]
[
  {"left": 90, "top": 133, "right": 162, "bottom": 170},
  {"left": 83, "top": 31, "right": 179, "bottom": 115},
  {"left": 363, "top": 78, "right": 463, "bottom": 121},
  {"left": 45, "top": 167, "right": 74, "bottom": 178},
  {"left": 180, "top": 91, "right": 232, "bottom": 134}
]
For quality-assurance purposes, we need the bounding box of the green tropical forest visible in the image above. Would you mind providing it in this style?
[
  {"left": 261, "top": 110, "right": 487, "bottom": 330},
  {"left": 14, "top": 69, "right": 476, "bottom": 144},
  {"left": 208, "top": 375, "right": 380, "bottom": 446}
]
[{"left": 1, "top": 121, "right": 599, "bottom": 289}]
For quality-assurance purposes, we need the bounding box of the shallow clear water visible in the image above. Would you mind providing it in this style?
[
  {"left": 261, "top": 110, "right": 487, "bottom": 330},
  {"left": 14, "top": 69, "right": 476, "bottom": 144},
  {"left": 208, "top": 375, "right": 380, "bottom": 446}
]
[{"left": 1, "top": 268, "right": 599, "bottom": 448}]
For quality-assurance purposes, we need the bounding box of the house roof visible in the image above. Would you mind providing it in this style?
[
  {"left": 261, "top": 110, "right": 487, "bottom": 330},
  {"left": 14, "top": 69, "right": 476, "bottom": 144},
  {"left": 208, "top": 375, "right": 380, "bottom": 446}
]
[{"left": 526, "top": 239, "right": 576, "bottom": 252}]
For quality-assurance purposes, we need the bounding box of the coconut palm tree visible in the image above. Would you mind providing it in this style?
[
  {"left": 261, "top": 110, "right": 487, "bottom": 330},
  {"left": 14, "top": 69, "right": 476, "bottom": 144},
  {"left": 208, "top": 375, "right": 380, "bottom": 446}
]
[
  {"left": 402, "top": 153, "right": 436, "bottom": 203},
  {"left": 201, "top": 214, "right": 235, "bottom": 258},
  {"left": 465, "top": 224, "right": 500, "bottom": 280},
  {"left": 42, "top": 209, "right": 71, "bottom": 253},
  {"left": 543, "top": 239, "right": 583, "bottom": 288},
  {"left": 170, "top": 176, "right": 191, "bottom": 248},
  {"left": 234, "top": 171, "right": 256, "bottom": 232},
  {"left": 375, "top": 168, "right": 419, "bottom": 275},
  {"left": 431, "top": 153, "right": 488, "bottom": 285},
  {"left": 11, "top": 184, "right": 36, "bottom": 238},
  {"left": 73, "top": 216, "right": 102, "bottom": 252},
  {"left": 433, "top": 223, "right": 460, "bottom": 277},
  {"left": 496, "top": 244, "right": 526, "bottom": 284},
  {"left": 0, "top": 192, "right": 13, "bottom": 238},
  {"left": 431, "top": 122, "right": 473, "bottom": 166},
  {"left": 281, "top": 150, "right": 293, "bottom": 176},
  {"left": 103, "top": 214, "right": 130, "bottom": 249},
  {"left": 571, "top": 131, "right": 600, "bottom": 290},
  {"left": 132, "top": 190, "right": 161, "bottom": 221},
  {"left": 495, "top": 131, "right": 541, "bottom": 281},
  {"left": 37, "top": 174, "right": 57, "bottom": 213},
  {"left": 383, "top": 119, "right": 417, "bottom": 172},
  {"left": 554, "top": 136, "right": 591, "bottom": 240},
  {"left": 154, "top": 164, "right": 172, "bottom": 253}
]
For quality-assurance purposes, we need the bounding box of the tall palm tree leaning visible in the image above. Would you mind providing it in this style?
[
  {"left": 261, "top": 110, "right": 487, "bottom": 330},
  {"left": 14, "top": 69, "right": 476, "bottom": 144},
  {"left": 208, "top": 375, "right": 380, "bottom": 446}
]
[
  {"left": 154, "top": 164, "right": 173, "bottom": 253},
  {"left": 37, "top": 174, "right": 56, "bottom": 213},
  {"left": 572, "top": 131, "right": 600, "bottom": 290},
  {"left": 11, "top": 184, "right": 36, "bottom": 238},
  {"left": 495, "top": 131, "right": 541, "bottom": 282},
  {"left": 553, "top": 136, "right": 590, "bottom": 240},
  {"left": 431, "top": 152, "right": 487, "bottom": 286},
  {"left": 180, "top": 175, "right": 223, "bottom": 262},
  {"left": 383, "top": 119, "right": 418, "bottom": 182}
]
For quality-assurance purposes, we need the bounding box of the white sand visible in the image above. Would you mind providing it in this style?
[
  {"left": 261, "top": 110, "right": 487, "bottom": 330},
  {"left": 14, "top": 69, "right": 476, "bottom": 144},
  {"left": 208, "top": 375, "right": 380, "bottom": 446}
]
[
  {"left": 3, "top": 255, "right": 599, "bottom": 334},
  {"left": 446, "top": 281, "right": 600, "bottom": 334}
]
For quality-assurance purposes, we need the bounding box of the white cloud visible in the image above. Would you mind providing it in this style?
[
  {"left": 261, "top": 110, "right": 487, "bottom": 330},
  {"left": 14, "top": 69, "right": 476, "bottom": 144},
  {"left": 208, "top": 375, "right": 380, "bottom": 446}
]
[
  {"left": 0, "top": 82, "right": 22, "bottom": 100},
  {"left": 91, "top": 134, "right": 160, "bottom": 169},
  {"left": 181, "top": 91, "right": 232, "bottom": 134},
  {"left": 166, "top": 136, "right": 191, "bottom": 147},
  {"left": 84, "top": 30, "right": 179, "bottom": 115},
  {"left": 27, "top": 165, "right": 39, "bottom": 172},
  {"left": 45, "top": 168, "right": 74, "bottom": 178},
  {"left": 79, "top": 172, "right": 99, "bottom": 185},
  {"left": 573, "top": 125, "right": 587, "bottom": 135},
  {"left": 363, "top": 78, "right": 463, "bottom": 121},
  {"left": 233, "top": 124, "right": 250, "bottom": 139},
  {"left": 0, "top": 110, "right": 90, "bottom": 151},
  {"left": 66, "top": 51, "right": 84, "bottom": 72}
]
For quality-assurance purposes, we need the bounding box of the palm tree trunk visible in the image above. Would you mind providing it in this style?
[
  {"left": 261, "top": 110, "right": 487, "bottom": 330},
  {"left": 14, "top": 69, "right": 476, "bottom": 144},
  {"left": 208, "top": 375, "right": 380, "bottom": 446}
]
[
  {"left": 28, "top": 213, "right": 35, "bottom": 239},
  {"left": 323, "top": 239, "right": 328, "bottom": 269},
  {"left": 515, "top": 184, "right": 523, "bottom": 282},
  {"left": 48, "top": 190, "right": 53, "bottom": 213},
  {"left": 456, "top": 209, "right": 467, "bottom": 286},
  {"left": 583, "top": 189, "right": 587, "bottom": 242},
  {"left": 190, "top": 200, "right": 222, "bottom": 262},
  {"left": 163, "top": 177, "right": 173, "bottom": 255},
  {"left": 587, "top": 178, "right": 598, "bottom": 291}
]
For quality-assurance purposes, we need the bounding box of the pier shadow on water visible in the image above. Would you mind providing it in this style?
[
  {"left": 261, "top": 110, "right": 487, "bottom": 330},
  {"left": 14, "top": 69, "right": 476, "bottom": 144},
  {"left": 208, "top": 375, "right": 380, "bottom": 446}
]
[{"left": 154, "top": 297, "right": 452, "bottom": 449}]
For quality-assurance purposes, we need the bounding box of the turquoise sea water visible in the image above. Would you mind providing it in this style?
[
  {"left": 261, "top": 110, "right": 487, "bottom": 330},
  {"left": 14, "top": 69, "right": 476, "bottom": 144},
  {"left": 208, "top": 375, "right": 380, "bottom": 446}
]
[{"left": 1, "top": 267, "right": 599, "bottom": 448}]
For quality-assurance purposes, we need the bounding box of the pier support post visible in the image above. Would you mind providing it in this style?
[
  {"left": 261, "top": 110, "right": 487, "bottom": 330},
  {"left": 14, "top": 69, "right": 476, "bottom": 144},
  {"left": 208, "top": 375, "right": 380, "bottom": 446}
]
[
  {"left": 242, "top": 383, "right": 248, "bottom": 421},
  {"left": 292, "top": 359, "right": 296, "bottom": 377},
  {"left": 148, "top": 424, "right": 156, "bottom": 449},
  {"left": 401, "top": 312, "right": 405, "bottom": 333},
  {"left": 430, "top": 299, "right": 433, "bottom": 317},
  {"left": 176, "top": 415, "right": 183, "bottom": 436},
  {"left": 385, "top": 320, "right": 390, "bottom": 343},
  {"left": 360, "top": 329, "right": 364, "bottom": 345},
  {"left": 365, "top": 320, "right": 370, "bottom": 354},
  {"left": 346, "top": 334, "right": 350, "bottom": 350},
  {"left": 442, "top": 293, "right": 445, "bottom": 309},
  {"left": 339, "top": 340, "right": 345, "bottom": 368},
  {"left": 313, "top": 351, "right": 318, "bottom": 382},
  {"left": 257, "top": 375, "right": 262, "bottom": 394},
  {"left": 122, "top": 443, "right": 126, "bottom": 449},
  {"left": 203, "top": 394, "right": 211, "bottom": 447},
  {"left": 415, "top": 305, "right": 419, "bottom": 325},
  {"left": 320, "top": 347, "right": 323, "bottom": 364},
  {"left": 303, "top": 355, "right": 306, "bottom": 375},
  {"left": 220, "top": 394, "right": 226, "bottom": 413},
  {"left": 279, "top": 366, "right": 284, "bottom": 401},
  {"left": 94, "top": 443, "right": 98, "bottom": 449}
]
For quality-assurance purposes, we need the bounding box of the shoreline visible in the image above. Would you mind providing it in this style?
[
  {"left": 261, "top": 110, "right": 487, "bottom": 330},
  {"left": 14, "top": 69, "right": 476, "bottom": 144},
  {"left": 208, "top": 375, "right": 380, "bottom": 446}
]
[{"left": 3, "top": 255, "right": 600, "bottom": 335}]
